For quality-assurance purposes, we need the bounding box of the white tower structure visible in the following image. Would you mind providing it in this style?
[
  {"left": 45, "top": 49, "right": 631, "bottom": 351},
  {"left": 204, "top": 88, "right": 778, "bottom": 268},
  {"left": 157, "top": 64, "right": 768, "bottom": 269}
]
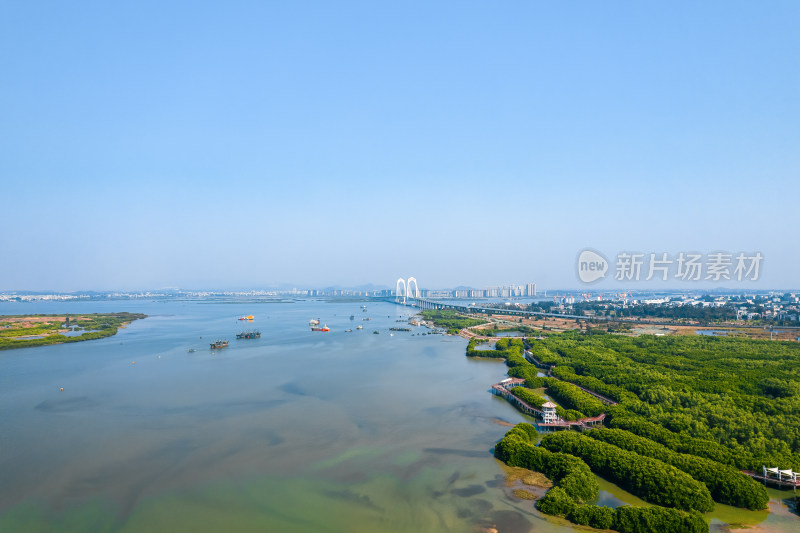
[{"left": 542, "top": 401, "right": 558, "bottom": 424}]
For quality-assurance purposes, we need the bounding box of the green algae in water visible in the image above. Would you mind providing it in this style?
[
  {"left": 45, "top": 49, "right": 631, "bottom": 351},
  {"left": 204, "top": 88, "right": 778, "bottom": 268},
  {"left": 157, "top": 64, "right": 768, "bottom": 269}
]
[
  {"left": 3, "top": 299, "right": 799, "bottom": 533},
  {"left": 118, "top": 473, "right": 517, "bottom": 533},
  {"left": 310, "top": 446, "right": 385, "bottom": 471},
  {"left": 391, "top": 450, "right": 421, "bottom": 467},
  {"left": 0, "top": 499, "right": 120, "bottom": 533}
]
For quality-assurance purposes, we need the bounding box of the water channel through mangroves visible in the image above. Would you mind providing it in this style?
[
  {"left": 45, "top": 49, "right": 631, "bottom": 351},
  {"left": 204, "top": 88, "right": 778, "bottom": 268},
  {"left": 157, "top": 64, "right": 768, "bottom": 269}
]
[{"left": 0, "top": 300, "right": 796, "bottom": 532}]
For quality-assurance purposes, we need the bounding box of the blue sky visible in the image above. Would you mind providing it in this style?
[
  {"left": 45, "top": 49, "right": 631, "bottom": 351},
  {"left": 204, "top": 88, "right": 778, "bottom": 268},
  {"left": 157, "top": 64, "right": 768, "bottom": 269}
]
[{"left": 1, "top": 2, "right": 798, "bottom": 291}]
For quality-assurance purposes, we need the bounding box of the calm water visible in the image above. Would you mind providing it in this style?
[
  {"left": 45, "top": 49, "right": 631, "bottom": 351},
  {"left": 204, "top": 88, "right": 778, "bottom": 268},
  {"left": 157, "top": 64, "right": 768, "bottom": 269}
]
[
  {"left": 696, "top": 330, "right": 731, "bottom": 336},
  {"left": 0, "top": 300, "right": 795, "bottom": 532}
]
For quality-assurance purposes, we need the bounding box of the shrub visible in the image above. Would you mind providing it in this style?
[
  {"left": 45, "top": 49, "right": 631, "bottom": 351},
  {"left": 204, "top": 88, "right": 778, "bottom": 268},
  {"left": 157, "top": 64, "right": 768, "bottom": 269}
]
[{"left": 540, "top": 431, "right": 714, "bottom": 512}]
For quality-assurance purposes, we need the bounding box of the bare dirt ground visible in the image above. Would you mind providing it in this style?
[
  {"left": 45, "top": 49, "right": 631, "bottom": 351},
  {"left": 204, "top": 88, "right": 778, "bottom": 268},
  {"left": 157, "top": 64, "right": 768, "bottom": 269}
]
[
  {"left": 471, "top": 314, "right": 586, "bottom": 333},
  {"left": 0, "top": 315, "right": 91, "bottom": 338},
  {"left": 670, "top": 324, "right": 799, "bottom": 341},
  {"left": 462, "top": 313, "right": 798, "bottom": 342}
]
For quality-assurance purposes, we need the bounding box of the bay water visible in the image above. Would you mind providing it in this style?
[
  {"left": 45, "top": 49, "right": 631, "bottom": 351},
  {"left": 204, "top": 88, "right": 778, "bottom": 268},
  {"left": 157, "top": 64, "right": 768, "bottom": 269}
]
[{"left": 0, "top": 299, "right": 793, "bottom": 532}]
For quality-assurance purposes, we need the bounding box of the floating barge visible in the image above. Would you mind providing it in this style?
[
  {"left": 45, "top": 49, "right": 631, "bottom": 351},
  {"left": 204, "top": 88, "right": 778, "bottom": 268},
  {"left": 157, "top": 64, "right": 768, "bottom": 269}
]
[
  {"left": 236, "top": 330, "right": 261, "bottom": 339},
  {"left": 311, "top": 325, "right": 330, "bottom": 332},
  {"left": 210, "top": 340, "right": 228, "bottom": 349}
]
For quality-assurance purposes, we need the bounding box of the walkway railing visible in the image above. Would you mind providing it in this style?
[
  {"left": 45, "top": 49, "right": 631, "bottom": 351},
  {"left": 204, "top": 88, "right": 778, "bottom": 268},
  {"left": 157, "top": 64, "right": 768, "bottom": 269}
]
[
  {"left": 568, "top": 383, "right": 618, "bottom": 406},
  {"left": 490, "top": 378, "right": 607, "bottom": 431},
  {"left": 521, "top": 350, "right": 618, "bottom": 406},
  {"left": 490, "top": 379, "right": 543, "bottom": 418}
]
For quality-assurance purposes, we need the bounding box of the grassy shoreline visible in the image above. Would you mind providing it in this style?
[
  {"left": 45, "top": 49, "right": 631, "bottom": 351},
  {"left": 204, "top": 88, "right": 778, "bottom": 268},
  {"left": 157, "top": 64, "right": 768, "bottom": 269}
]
[{"left": 0, "top": 312, "right": 146, "bottom": 350}]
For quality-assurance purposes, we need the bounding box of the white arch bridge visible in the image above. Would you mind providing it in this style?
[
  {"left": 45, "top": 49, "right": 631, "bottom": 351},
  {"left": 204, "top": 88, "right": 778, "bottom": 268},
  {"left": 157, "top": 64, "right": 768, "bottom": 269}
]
[{"left": 393, "top": 277, "right": 448, "bottom": 310}]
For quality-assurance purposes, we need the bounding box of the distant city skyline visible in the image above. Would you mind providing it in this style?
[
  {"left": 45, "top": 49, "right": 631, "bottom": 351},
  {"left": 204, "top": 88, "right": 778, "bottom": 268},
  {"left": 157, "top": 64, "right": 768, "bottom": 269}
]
[
  {"left": 1, "top": 2, "right": 798, "bottom": 292},
  {"left": 2, "top": 282, "right": 796, "bottom": 299}
]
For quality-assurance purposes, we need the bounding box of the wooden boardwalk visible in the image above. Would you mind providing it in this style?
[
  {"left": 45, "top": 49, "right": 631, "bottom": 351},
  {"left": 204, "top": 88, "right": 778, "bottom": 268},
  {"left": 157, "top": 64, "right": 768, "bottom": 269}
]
[
  {"left": 490, "top": 378, "right": 607, "bottom": 431},
  {"left": 744, "top": 471, "right": 800, "bottom": 489},
  {"left": 522, "top": 350, "right": 618, "bottom": 406},
  {"left": 473, "top": 336, "right": 614, "bottom": 429},
  {"left": 538, "top": 413, "right": 606, "bottom": 430},
  {"left": 569, "top": 382, "right": 618, "bottom": 406},
  {"left": 523, "top": 350, "right": 554, "bottom": 370},
  {"left": 491, "top": 378, "right": 544, "bottom": 418}
]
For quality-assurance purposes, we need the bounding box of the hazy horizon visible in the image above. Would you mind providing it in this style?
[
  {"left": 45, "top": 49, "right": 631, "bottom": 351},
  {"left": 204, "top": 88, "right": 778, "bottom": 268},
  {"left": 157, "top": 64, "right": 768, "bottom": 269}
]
[
  {"left": 2, "top": 2, "right": 798, "bottom": 292},
  {"left": 3, "top": 283, "right": 799, "bottom": 295}
]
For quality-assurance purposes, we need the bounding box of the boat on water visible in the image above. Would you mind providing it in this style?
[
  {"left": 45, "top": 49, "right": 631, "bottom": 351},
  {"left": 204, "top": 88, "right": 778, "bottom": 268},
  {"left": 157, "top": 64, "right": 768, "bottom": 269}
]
[
  {"left": 238, "top": 315, "right": 254, "bottom": 321},
  {"left": 236, "top": 330, "right": 261, "bottom": 339},
  {"left": 309, "top": 318, "right": 320, "bottom": 326},
  {"left": 356, "top": 325, "right": 363, "bottom": 330},
  {"left": 210, "top": 340, "right": 228, "bottom": 349},
  {"left": 349, "top": 315, "right": 355, "bottom": 320},
  {"left": 187, "top": 348, "right": 196, "bottom": 353},
  {"left": 345, "top": 329, "right": 353, "bottom": 332},
  {"left": 373, "top": 330, "right": 380, "bottom": 334},
  {"left": 311, "top": 325, "right": 330, "bottom": 332}
]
